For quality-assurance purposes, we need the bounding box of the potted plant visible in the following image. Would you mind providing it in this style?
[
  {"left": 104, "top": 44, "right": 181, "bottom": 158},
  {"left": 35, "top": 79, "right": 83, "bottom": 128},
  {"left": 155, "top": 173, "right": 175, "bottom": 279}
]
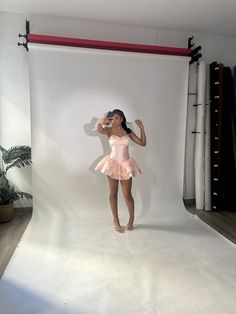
[{"left": 0, "top": 145, "right": 32, "bottom": 222}]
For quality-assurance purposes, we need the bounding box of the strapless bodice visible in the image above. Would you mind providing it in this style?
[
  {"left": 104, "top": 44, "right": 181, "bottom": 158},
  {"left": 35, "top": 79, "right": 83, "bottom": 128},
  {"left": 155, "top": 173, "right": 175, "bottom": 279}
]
[{"left": 109, "top": 134, "right": 130, "bottom": 163}]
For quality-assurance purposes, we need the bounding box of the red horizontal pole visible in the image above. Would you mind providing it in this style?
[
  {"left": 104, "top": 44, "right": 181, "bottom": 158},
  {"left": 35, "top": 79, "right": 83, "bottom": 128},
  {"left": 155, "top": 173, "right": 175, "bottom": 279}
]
[{"left": 28, "top": 33, "right": 192, "bottom": 57}]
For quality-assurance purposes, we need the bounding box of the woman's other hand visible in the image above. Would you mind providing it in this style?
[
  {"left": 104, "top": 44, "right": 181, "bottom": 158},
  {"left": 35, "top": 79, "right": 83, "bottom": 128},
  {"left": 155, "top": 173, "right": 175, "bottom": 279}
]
[{"left": 135, "top": 119, "right": 144, "bottom": 129}]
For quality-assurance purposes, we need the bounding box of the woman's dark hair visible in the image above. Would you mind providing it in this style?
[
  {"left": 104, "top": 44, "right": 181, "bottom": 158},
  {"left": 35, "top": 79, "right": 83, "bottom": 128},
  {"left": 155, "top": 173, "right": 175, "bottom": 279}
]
[{"left": 111, "top": 109, "right": 132, "bottom": 134}]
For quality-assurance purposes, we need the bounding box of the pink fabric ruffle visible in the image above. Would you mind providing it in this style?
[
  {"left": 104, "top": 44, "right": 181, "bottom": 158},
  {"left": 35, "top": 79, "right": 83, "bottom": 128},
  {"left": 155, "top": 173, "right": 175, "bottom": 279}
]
[{"left": 95, "top": 155, "right": 142, "bottom": 180}]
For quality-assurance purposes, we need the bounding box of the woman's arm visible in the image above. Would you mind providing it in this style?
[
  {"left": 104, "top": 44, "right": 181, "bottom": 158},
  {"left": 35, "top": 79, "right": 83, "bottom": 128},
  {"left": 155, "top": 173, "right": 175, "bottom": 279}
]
[
  {"left": 95, "top": 118, "right": 112, "bottom": 137},
  {"left": 129, "top": 120, "right": 146, "bottom": 146}
]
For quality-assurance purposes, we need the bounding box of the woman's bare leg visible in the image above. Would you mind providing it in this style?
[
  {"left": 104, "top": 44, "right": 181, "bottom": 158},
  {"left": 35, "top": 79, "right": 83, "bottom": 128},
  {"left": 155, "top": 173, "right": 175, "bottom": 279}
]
[
  {"left": 107, "top": 176, "right": 122, "bottom": 232},
  {"left": 120, "top": 178, "right": 135, "bottom": 230}
]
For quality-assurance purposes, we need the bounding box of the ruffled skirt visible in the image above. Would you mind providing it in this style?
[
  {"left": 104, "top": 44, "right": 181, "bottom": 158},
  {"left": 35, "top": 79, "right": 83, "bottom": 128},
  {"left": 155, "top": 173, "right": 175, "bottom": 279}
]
[{"left": 95, "top": 155, "right": 142, "bottom": 180}]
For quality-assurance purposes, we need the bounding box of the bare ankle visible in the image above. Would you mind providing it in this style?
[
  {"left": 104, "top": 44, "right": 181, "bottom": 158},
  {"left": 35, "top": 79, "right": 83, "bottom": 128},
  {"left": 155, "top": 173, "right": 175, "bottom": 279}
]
[
  {"left": 113, "top": 218, "right": 121, "bottom": 225},
  {"left": 128, "top": 216, "right": 134, "bottom": 224}
]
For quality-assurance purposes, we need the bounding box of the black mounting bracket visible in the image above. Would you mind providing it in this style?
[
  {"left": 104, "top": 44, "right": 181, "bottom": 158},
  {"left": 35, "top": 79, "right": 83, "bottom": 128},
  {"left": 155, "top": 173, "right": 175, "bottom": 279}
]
[
  {"left": 188, "top": 36, "right": 202, "bottom": 64},
  {"left": 188, "top": 36, "right": 194, "bottom": 49},
  {"left": 18, "top": 19, "right": 30, "bottom": 51}
]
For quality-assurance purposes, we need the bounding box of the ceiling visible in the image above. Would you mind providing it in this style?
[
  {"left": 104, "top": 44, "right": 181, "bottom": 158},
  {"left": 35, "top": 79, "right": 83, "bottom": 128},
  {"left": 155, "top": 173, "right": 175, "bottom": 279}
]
[{"left": 1, "top": 0, "right": 236, "bottom": 37}]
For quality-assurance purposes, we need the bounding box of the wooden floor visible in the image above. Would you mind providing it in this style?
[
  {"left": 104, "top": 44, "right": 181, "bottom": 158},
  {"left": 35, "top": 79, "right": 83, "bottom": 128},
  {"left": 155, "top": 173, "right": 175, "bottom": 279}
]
[
  {"left": 0, "top": 202, "right": 236, "bottom": 278},
  {"left": 0, "top": 208, "right": 32, "bottom": 278},
  {"left": 185, "top": 200, "right": 236, "bottom": 245}
]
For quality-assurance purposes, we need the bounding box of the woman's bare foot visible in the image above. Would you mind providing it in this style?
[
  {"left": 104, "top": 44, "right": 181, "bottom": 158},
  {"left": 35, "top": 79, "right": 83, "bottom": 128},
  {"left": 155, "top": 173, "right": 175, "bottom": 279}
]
[
  {"left": 113, "top": 218, "right": 123, "bottom": 233},
  {"left": 126, "top": 216, "right": 134, "bottom": 231},
  {"left": 125, "top": 224, "right": 134, "bottom": 231}
]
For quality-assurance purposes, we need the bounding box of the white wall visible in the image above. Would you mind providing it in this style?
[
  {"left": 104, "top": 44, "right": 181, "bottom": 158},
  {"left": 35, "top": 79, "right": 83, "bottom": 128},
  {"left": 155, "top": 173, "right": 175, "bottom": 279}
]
[
  {"left": 0, "top": 12, "right": 32, "bottom": 207},
  {"left": 1, "top": 11, "right": 236, "bottom": 206}
]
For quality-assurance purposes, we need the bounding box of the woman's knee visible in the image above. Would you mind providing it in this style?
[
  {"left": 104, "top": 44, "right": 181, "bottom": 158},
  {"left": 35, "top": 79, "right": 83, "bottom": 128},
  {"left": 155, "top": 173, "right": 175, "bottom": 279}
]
[
  {"left": 109, "top": 190, "right": 118, "bottom": 199},
  {"left": 124, "top": 192, "right": 133, "bottom": 202}
]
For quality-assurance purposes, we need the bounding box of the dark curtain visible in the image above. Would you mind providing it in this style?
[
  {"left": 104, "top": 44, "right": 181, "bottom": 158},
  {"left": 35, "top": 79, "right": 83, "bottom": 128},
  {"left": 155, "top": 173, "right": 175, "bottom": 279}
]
[
  {"left": 210, "top": 63, "right": 236, "bottom": 211},
  {"left": 221, "top": 67, "right": 236, "bottom": 210}
]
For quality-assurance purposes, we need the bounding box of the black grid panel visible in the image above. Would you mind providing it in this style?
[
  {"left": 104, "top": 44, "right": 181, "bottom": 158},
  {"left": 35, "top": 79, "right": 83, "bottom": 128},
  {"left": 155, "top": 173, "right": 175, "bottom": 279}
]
[{"left": 210, "top": 62, "right": 236, "bottom": 211}]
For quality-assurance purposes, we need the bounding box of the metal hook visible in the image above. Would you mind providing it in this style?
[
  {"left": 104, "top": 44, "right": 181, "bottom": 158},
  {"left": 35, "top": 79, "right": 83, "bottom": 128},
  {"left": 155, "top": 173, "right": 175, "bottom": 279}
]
[{"left": 17, "top": 42, "right": 28, "bottom": 51}]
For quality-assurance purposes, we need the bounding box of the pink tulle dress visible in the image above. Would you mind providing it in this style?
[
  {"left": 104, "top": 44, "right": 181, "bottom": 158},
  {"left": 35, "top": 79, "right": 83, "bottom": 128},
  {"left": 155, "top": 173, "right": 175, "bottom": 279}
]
[{"left": 95, "top": 134, "right": 141, "bottom": 180}]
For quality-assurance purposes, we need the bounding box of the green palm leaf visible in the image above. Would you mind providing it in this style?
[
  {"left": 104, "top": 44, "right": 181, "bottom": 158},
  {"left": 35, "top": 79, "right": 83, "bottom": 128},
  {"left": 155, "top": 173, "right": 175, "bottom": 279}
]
[
  {"left": 0, "top": 145, "right": 31, "bottom": 171},
  {"left": 15, "top": 192, "right": 32, "bottom": 200},
  {"left": 0, "top": 145, "right": 33, "bottom": 205}
]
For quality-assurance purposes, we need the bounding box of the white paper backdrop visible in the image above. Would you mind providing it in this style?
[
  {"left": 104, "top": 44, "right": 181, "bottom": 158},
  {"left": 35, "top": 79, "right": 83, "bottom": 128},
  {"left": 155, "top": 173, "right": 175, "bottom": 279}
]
[{"left": 28, "top": 44, "right": 190, "bottom": 220}]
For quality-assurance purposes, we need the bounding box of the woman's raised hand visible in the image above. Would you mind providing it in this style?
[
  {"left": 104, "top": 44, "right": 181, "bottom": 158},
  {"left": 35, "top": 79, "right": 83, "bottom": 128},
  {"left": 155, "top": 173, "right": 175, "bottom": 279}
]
[
  {"left": 103, "top": 117, "right": 113, "bottom": 125},
  {"left": 135, "top": 119, "right": 144, "bottom": 129},
  {"left": 97, "top": 117, "right": 111, "bottom": 126}
]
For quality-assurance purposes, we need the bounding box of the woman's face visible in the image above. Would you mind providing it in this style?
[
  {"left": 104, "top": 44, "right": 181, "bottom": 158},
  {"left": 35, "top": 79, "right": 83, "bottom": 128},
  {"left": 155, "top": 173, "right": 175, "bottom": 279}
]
[{"left": 112, "top": 114, "right": 123, "bottom": 127}]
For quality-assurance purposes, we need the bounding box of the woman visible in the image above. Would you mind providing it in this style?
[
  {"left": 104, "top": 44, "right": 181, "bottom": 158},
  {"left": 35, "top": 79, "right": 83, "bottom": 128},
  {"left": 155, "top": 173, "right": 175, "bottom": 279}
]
[{"left": 95, "top": 109, "right": 146, "bottom": 233}]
